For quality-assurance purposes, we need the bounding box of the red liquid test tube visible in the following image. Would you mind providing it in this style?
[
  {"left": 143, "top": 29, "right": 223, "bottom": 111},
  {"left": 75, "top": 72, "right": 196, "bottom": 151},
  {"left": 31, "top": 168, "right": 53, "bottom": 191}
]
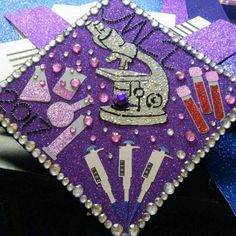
[
  {"left": 189, "top": 67, "right": 212, "bottom": 114},
  {"left": 176, "top": 85, "right": 209, "bottom": 134},
  {"left": 206, "top": 71, "right": 225, "bottom": 120}
]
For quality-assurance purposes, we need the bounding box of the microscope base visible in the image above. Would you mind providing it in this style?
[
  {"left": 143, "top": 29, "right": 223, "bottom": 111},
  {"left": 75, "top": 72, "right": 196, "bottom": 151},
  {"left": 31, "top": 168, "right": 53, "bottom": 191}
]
[{"left": 100, "top": 106, "right": 167, "bottom": 125}]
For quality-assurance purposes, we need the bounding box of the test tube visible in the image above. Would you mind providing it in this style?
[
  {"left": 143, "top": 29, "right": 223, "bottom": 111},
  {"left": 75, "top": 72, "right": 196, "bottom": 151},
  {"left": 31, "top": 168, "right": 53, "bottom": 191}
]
[
  {"left": 176, "top": 85, "right": 209, "bottom": 134},
  {"left": 206, "top": 71, "right": 225, "bottom": 120},
  {"left": 189, "top": 67, "right": 212, "bottom": 114}
]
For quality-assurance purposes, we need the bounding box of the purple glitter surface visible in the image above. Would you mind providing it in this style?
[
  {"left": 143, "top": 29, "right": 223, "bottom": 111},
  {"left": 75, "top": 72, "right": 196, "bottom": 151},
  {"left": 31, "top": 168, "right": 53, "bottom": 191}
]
[
  {"left": 0, "top": 0, "right": 235, "bottom": 229},
  {"left": 5, "top": 6, "right": 69, "bottom": 48},
  {"left": 161, "top": 0, "right": 188, "bottom": 24},
  {"left": 186, "top": 19, "right": 236, "bottom": 63}
]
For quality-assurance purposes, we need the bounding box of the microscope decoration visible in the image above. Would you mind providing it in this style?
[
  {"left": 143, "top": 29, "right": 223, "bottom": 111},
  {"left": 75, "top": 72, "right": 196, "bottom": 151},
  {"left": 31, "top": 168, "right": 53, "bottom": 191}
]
[{"left": 86, "top": 21, "right": 169, "bottom": 126}]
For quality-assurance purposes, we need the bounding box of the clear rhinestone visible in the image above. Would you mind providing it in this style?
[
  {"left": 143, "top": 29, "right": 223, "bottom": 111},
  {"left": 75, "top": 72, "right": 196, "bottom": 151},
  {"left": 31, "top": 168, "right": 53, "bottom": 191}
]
[
  {"left": 197, "top": 149, "right": 205, "bottom": 158},
  {"left": 12, "top": 70, "right": 22, "bottom": 79},
  {"left": 49, "top": 40, "right": 56, "bottom": 47},
  {"left": 103, "top": 127, "right": 108, "bottom": 133},
  {"left": 205, "top": 138, "right": 215, "bottom": 148},
  {"left": 67, "top": 183, "right": 74, "bottom": 191},
  {"left": 111, "top": 223, "right": 123, "bottom": 236},
  {"left": 0, "top": 80, "right": 8, "bottom": 88},
  {"left": 49, "top": 164, "right": 61, "bottom": 176},
  {"left": 173, "top": 179, "right": 179, "bottom": 187},
  {"left": 98, "top": 213, "right": 107, "bottom": 223},
  {"left": 138, "top": 219, "right": 146, "bottom": 229},
  {"left": 18, "top": 135, "right": 28, "bottom": 145},
  {"left": 155, "top": 197, "right": 163, "bottom": 207},
  {"left": 146, "top": 202, "right": 158, "bottom": 215},
  {"left": 178, "top": 176, "right": 184, "bottom": 182},
  {"left": 32, "top": 54, "right": 41, "bottom": 63},
  {"left": 212, "top": 132, "right": 220, "bottom": 141},
  {"left": 7, "top": 75, "right": 14, "bottom": 82},
  {"left": 230, "top": 113, "right": 236, "bottom": 122},
  {"left": 85, "top": 200, "right": 93, "bottom": 209},
  {"left": 142, "top": 212, "right": 150, "bottom": 222},
  {"left": 108, "top": 153, "right": 113, "bottom": 159},
  {"left": 167, "top": 128, "right": 174, "bottom": 136},
  {"left": 104, "top": 220, "right": 112, "bottom": 229},
  {"left": 13, "top": 131, "right": 21, "bottom": 139},
  {"left": 80, "top": 194, "right": 87, "bottom": 203},
  {"left": 185, "top": 161, "right": 195, "bottom": 172},
  {"left": 177, "top": 150, "right": 186, "bottom": 160},
  {"left": 122, "top": 0, "right": 131, "bottom": 5},
  {"left": 1, "top": 118, "right": 10, "bottom": 127},
  {"left": 192, "top": 155, "right": 200, "bottom": 164},
  {"left": 101, "top": 0, "right": 109, "bottom": 5},
  {"left": 164, "top": 182, "right": 175, "bottom": 195},
  {"left": 128, "top": 224, "right": 140, "bottom": 236},
  {"left": 6, "top": 123, "right": 17, "bottom": 134},
  {"left": 57, "top": 173, "right": 64, "bottom": 181},
  {"left": 72, "top": 185, "right": 84, "bottom": 198},
  {"left": 161, "top": 191, "right": 168, "bottom": 200},
  {"left": 91, "top": 204, "right": 102, "bottom": 216},
  {"left": 217, "top": 127, "right": 226, "bottom": 135},
  {"left": 62, "top": 177, "right": 69, "bottom": 186},
  {"left": 76, "top": 19, "right": 85, "bottom": 27},
  {"left": 38, "top": 154, "right": 47, "bottom": 163},
  {"left": 222, "top": 119, "right": 231, "bottom": 129},
  {"left": 134, "top": 129, "right": 139, "bottom": 135},
  {"left": 43, "top": 160, "right": 52, "bottom": 169},
  {"left": 135, "top": 7, "right": 143, "bottom": 15},
  {"left": 25, "top": 141, "right": 36, "bottom": 152},
  {"left": 32, "top": 148, "right": 41, "bottom": 158},
  {"left": 181, "top": 169, "right": 188, "bottom": 178},
  {"left": 90, "top": 7, "right": 99, "bottom": 15}
]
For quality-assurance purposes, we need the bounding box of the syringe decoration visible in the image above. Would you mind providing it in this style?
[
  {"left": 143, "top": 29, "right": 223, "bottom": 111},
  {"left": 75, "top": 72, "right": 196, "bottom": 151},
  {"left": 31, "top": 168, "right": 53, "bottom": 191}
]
[
  {"left": 129, "top": 147, "right": 173, "bottom": 224},
  {"left": 119, "top": 140, "right": 140, "bottom": 222},
  {"left": 84, "top": 146, "right": 121, "bottom": 220}
]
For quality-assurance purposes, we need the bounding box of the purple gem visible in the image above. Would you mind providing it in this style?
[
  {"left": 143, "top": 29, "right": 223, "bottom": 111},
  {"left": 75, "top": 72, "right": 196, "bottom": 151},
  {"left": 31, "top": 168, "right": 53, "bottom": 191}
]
[{"left": 113, "top": 91, "right": 128, "bottom": 106}]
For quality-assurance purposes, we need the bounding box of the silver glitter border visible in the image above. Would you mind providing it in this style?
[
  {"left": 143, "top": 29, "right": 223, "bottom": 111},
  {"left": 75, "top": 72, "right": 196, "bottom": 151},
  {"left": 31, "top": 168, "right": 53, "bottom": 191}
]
[{"left": 0, "top": 0, "right": 236, "bottom": 235}]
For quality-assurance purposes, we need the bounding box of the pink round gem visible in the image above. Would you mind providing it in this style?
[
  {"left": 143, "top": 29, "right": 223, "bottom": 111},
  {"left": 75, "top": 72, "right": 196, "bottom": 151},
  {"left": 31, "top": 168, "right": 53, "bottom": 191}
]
[
  {"left": 90, "top": 135, "right": 97, "bottom": 142},
  {"left": 70, "top": 127, "right": 77, "bottom": 135},
  {"left": 178, "top": 113, "right": 185, "bottom": 120},
  {"left": 176, "top": 71, "right": 185, "bottom": 80},
  {"left": 52, "top": 63, "right": 62, "bottom": 73},
  {"left": 40, "top": 64, "right": 46, "bottom": 70},
  {"left": 185, "top": 130, "right": 196, "bottom": 142},
  {"left": 111, "top": 132, "right": 121, "bottom": 143},
  {"left": 84, "top": 116, "right": 94, "bottom": 126},
  {"left": 39, "top": 80, "right": 45, "bottom": 87},
  {"left": 76, "top": 60, "right": 81, "bottom": 66},
  {"left": 72, "top": 32, "right": 78, "bottom": 38},
  {"left": 76, "top": 66, "right": 82, "bottom": 72},
  {"left": 60, "top": 80, "right": 66, "bottom": 87},
  {"left": 71, "top": 78, "right": 81, "bottom": 89},
  {"left": 100, "top": 82, "right": 107, "bottom": 89},
  {"left": 99, "top": 93, "right": 109, "bottom": 103},
  {"left": 225, "top": 94, "right": 235, "bottom": 105},
  {"left": 90, "top": 57, "right": 100, "bottom": 68},
  {"left": 72, "top": 44, "right": 81, "bottom": 54},
  {"left": 150, "top": 135, "right": 156, "bottom": 143},
  {"left": 49, "top": 52, "right": 54, "bottom": 58}
]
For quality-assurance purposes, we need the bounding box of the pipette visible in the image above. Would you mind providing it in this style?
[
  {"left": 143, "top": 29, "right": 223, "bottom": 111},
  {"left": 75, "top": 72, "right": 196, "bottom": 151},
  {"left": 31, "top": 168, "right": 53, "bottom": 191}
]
[
  {"left": 84, "top": 145, "right": 121, "bottom": 220},
  {"left": 119, "top": 140, "right": 140, "bottom": 221},
  {"left": 129, "top": 147, "right": 173, "bottom": 224}
]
